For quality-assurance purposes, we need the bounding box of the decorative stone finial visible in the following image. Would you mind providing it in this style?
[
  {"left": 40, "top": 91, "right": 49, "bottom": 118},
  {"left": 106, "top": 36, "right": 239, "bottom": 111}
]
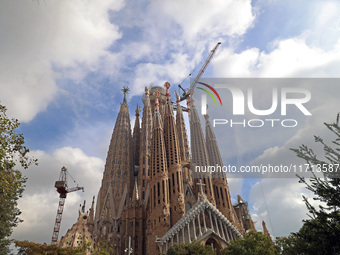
[
  {"left": 164, "top": 82, "right": 171, "bottom": 100},
  {"left": 204, "top": 104, "right": 209, "bottom": 120},
  {"left": 135, "top": 103, "right": 141, "bottom": 116},
  {"left": 154, "top": 90, "right": 160, "bottom": 108},
  {"left": 122, "top": 86, "right": 130, "bottom": 103},
  {"left": 174, "top": 90, "right": 180, "bottom": 102}
]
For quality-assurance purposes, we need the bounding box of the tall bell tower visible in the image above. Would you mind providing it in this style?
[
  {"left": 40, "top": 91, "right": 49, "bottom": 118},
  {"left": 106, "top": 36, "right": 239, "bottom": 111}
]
[
  {"left": 163, "top": 82, "right": 185, "bottom": 226},
  {"left": 146, "top": 90, "right": 170, "bottom": 255}
]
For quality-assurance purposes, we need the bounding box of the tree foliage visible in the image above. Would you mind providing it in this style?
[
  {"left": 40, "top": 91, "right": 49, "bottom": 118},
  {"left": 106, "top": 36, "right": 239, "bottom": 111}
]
[
  {"left": 94, "top": 240, "right": 114, "bottom": 255},
  {"left": 276, "top": 114, "right": 340, "bottom": 254},
  {"left": 14, "top": 241, "right": 83, "bottom": 255},
  {"left": 221, "top": 232, "right": 279, "bottom": 255},
  {"left": 166, "top": 242, "right": 216, "bottom": 255},
  {"left": 0, "top": 104, "right": 37, "bottom": 254},
  {"left": 14, "top": 240, "right": 114, "bottom": 255}
]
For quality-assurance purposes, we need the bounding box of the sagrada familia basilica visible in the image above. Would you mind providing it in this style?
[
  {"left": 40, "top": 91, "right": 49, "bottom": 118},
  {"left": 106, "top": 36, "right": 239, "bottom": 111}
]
[{"left": 60, "top": 83, "right": 264, "bottom": 254}]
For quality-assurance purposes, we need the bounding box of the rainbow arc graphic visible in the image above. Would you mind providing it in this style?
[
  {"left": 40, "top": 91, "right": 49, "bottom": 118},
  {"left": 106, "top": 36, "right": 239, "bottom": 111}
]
[{"left": 197, "top": 82, "right": 222, "bottom": 106}]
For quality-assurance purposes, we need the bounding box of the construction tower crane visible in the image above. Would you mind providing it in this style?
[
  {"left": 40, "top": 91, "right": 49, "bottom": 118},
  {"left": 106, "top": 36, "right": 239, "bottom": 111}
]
[
  {"left": 51, "top": 166, "right": 84, "bottom": 244},
  {"left": 178, "top": 42, "right": 221, "bottom": 102}
]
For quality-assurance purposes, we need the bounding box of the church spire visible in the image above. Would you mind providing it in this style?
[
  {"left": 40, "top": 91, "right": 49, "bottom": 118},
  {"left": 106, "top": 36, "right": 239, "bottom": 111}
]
[
  {"left": 95, "top": 87, "right": 134, "bottom": 234},
  {"left": 175, "top": 91, "right": 191, "bottom": 184},
  {"left": 147, "top": 90, "right": 170, "bottom": 255},
  {"left": 189, "top": 98, "right": 215, "bottom": 204},
  {"left": 163, "top": 82, "right": 185, "bottom": 225},
  {"left": 133, "top": 104, "right": 141, "bottom": 168},
  {"left": 138, "top": 87, "right": 153, "bottom": 201},
  {"left": 205, "top": 109, "right": 236, "bottom": 224},
  {"left": 153, "top": 90, "right": 162, "bottom": 128}
]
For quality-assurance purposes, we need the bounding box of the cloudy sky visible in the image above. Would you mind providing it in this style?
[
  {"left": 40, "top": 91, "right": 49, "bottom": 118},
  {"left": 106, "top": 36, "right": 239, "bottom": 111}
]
[{"left": 1, "top": 0, "right": 340, "bottom": 246}]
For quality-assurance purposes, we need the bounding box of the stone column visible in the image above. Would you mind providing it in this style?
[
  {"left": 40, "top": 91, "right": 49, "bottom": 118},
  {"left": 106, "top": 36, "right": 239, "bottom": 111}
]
[
  {"left": 197, "top": 214, "right": 202, "bottom": 236},
  {"left": 187, "top": 223, "right": 191, "bottom": 243},
  {"left": 219, "top": 220, "right": 226, "bottom": 240},
  {"left": 208, "top": 210, "right": 213, "bottom": 231},
  {"left": 192, "top": 219, "right": 197, "bottom": 240},
  {"left": 202, "top": 210, "right": 207, "bottom": 232},
  {"left": 213, "top": 214, "right": 220, "bottom": 236},
  {"left": 223, "top": 224, "right": 230, "bottom": 241}
]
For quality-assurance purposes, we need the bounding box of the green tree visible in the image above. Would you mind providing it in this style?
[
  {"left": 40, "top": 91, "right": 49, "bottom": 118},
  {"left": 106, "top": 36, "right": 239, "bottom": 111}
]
[
  {"left": 276, "top": 114, "right": 340, "bottom": 254},
  {"left": 14, "top": 240, "right": 84, "bottom": 255},
  {"left": 166, "top": 242, "right": 216, "bottom": 255},
  {"left": 0, "top": 104, "right": 37, "bottom": 254},
  {"left": 93, "top": 240, "right": 114, "bottom": 255},
  {"left": 14, "top": 239, "right": 113, "bottom": 255},
  {"left": 221, "top": 231, "right": 279, "bottom": 255}
]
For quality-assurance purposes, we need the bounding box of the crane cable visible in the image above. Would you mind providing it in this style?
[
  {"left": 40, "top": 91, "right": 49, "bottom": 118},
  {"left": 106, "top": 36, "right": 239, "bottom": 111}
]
[
  {"left": 258, "top": 178, "right": 276, "bottom": 238},
  {"left": 177, "top": 51, "right": 207, "bottom": 88},
  {"left": 67, "top": 170, "right": 79, "bottom": 186}
]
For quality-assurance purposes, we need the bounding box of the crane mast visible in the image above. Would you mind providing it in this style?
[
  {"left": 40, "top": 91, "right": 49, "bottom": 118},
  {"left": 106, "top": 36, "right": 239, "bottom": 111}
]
[
  {"left": 51, "top": 166, "right": 84, "bottom": 244},
  {"left": 179, "top": 42, "right": 221, "bottom": 101},
  {"left": 190, "top": 42, "right": 221, "bottom": 92}
]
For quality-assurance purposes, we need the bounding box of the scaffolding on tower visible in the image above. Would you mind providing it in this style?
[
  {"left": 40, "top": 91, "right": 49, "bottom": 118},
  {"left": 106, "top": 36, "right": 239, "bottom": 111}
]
[{"left": 51, "top": 166, "right": 84, "bottom": 245}]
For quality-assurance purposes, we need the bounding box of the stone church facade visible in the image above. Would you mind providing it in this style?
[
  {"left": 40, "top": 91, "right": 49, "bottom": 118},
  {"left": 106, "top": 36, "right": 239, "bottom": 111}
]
[{"left": 67, "top": 83, "right": 256, "bottom": 254}]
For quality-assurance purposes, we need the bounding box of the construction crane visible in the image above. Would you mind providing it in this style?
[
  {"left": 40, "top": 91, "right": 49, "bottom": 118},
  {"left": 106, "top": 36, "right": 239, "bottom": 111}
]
[
  {"left": 178, "top": 42, "right": 221, "bottom": 102},
  {"left": 51, "top": 166, "right": 84, "bottom": 244}
]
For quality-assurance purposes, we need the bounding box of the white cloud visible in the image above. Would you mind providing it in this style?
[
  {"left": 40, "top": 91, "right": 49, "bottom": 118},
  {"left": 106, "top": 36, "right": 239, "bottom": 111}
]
[
  {"left": 226, "top": 177, "right": 243, "bottom": 204},
  {"left": 11, "top": 147, "right": 104, "bottom": 244},
  {"left": 105, "top": 0, "right": 256, "bottom": 98},
  {"left": 131, "top": 53, "right": 195, "bottom": 97},
  {"left": 0, "top": 0, "right": 124, "bottom": 122},
  {"left": 159, "top": 0, "right": 255, "bottom": 40},
  {"left": 213, "top": 47, "right": 260, "bottom": 77},
  {"left": 0, "top": 0, "right": 256, "bottom": 122},
  {"left": 212, "top": 1, "right": 340, "bottom": 78},
  {"left": 247, "top": 102, "right": 339, "bottom": 237},
  {"left": 249, "top": 178, "right": 312, "bottom": 237},
  {"left": 316, "top": 2, "right": 338, "bottom": 27},
  {"left": 257, "top": 38, "right": 338, "bottom": 77},
  {"left": 59, "top": 120, "right": 114, "bottom": 159},
  {"left": 213, "top": 37, "right": 340, "bottom": 78}
]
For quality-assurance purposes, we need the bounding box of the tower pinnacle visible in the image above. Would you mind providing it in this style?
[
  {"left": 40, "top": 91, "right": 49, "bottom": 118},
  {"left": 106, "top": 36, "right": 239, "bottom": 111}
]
[
  {"left": 154, "top": 91, "right": 160, "bottom": 106},
  {"left": 133, "top": 103, "right": 141, "bottom": 170},
  {"left": 164, "top": 81, "right": 171, "bottom": 99},
  {"left": 122, "top": 86, "right": 130, "bottom": 103},
  {"left": 153, "top": 90, "right": 162, "bottom": 128},
  {"left": 135, "top": 103, "right": 141, "bottom": 116}
]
